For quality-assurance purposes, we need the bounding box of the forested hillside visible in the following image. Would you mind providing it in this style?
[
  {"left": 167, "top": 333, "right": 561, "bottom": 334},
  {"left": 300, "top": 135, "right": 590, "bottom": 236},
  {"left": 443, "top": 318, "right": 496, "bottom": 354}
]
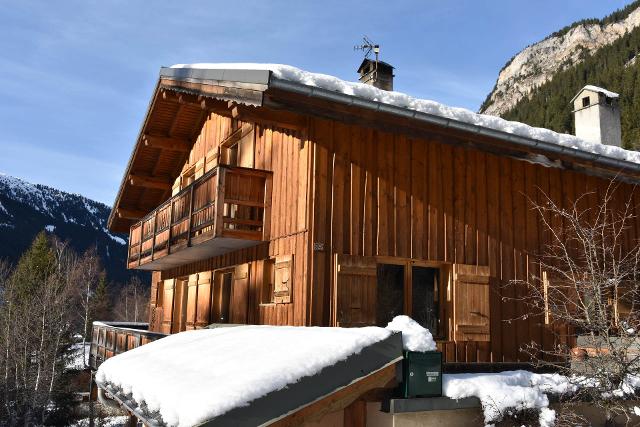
[{"left": 500, "top": 23, "right": 640, "bottom": 150}]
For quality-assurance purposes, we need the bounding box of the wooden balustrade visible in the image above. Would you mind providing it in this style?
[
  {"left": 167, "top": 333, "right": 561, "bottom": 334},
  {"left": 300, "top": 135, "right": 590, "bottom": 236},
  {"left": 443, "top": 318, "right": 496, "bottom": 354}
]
[
  {"left": 127, "top": 165, "right": 272, "bottom": 270},
  {"left": 89, "top": 321, "right": 167, "bottom": 370}
]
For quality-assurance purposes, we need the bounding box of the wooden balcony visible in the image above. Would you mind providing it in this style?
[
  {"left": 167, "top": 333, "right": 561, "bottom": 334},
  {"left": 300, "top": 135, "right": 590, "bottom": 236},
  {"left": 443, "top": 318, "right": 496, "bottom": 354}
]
[
  {"left": 89, "top": 321, "right": 167, "bottom": 370},
  {"left": 127, "top": 165, "right": 272, "bottom": 270}
]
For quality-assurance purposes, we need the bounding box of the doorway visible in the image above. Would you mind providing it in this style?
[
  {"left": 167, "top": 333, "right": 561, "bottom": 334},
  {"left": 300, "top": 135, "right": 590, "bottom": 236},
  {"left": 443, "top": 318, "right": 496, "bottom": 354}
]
[
  {"left": 376, "top": 264, "right": 405, "bottom": 326},
  {"left": 411, "top": 266, "right": 440, "bottom": 335},
  {"left": 211, "top": 269, "right": 233, "bottom": 324}
]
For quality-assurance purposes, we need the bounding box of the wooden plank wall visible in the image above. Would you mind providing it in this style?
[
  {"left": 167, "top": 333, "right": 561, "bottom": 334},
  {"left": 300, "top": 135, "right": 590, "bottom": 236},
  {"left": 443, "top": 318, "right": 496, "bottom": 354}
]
[
  {"left": 148, "top": 112, "right": 312, "bottom": 330},
  {"left": 308, "top": 116, "right": 640, "bottom": 363}
]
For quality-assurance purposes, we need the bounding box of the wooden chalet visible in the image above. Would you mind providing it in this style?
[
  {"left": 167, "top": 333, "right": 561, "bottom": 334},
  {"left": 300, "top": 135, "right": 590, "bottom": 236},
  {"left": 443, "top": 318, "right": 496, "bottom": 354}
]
[{"left": 90, "top": 62, "right": 640, "bottom": 425}]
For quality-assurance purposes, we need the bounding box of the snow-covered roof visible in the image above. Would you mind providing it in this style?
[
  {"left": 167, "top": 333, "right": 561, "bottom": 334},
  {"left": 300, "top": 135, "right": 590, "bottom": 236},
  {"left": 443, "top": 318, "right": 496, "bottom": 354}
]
[
  {"left": 169, "top": 63, "right": 640, "bottom": 167},
  {"left": 96, "top": 325, "right": 403, "bottom": 426},
  {"left": 581, "top": 85, "right": 620, "bottom": 99}
]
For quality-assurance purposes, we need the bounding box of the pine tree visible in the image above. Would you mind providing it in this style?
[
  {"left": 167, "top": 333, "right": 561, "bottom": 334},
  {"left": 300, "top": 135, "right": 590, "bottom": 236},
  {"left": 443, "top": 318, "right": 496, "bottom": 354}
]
[
  {"left": 11, "top": 231, "right": 55, "bottom": 299},
  {"left": 90, "top": 274, "right": 112, "bottom": 327}
]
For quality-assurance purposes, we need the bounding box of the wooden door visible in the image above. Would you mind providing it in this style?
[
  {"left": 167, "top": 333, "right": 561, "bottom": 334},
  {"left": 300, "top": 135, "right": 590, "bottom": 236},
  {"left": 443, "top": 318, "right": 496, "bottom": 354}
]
[
  {"left": 230, "top": 263, "right": 250, "bottom": 324},
  {"left": 171, "top": 278, "right": 189, "bottom": 333},
  {"left": 334, "top": 254, "right": 377, "bottom": 327},
  {"left": 196, "top": 272, "right": 212, "bottom": 328},
  {"left": 453, "top": 264, "right": 490, "bottom": 341}
]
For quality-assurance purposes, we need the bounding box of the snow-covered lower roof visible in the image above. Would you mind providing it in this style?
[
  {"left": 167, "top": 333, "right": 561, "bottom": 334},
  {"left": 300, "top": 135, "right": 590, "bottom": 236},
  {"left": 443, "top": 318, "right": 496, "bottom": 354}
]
[
  {"left": 95, "top": 325, "right": 404, "bottom": 427},
  {"left": 169, "top": 63, "right": 640, "bottom": 167}
]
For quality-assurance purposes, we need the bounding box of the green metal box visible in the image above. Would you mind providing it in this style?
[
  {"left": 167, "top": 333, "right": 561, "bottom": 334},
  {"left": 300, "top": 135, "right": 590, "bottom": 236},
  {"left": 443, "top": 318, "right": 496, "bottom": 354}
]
[{"left": 401, "top": 350, "right": 442, "bottom": 398}]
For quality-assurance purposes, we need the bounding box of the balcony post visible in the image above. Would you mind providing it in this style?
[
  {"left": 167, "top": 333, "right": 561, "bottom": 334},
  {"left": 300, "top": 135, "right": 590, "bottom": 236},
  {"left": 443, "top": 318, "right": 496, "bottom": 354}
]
[
  {"left": 187, "top": 185, "right": 195, "bottom": 247},
  {"left": 214, "top": 167, "right": 226, "bottom": 238},
  {"left": 150, "top": 212, "right": 157, "bottom": 260},
  {"left": 168, "top": 200, "right": 173, "bottom": 254},
  {"left": 137, "top": 224, "right": 142, "bottom": 267}
]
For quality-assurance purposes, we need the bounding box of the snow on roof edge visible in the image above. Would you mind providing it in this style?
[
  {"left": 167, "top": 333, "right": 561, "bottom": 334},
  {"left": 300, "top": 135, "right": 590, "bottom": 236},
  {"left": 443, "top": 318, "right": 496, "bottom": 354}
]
[
  {"left": 170, "top": 63, "right": 640, "bottom": 167},
  {"left": 582, "top": 85, "right": 620, "bottom": 99}
]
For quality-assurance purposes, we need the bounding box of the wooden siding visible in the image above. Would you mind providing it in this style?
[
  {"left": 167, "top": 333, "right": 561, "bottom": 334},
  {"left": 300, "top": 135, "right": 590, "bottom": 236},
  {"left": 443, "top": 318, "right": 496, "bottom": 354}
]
[
  {"left": 147, "top": 111, "right": 312, "bottom": 328},
  {"left": 142, "top": 107, "right": 640, "bottom": 364},
  {"left": 307, "top": 116, "right": 640, "bottom": 363}
]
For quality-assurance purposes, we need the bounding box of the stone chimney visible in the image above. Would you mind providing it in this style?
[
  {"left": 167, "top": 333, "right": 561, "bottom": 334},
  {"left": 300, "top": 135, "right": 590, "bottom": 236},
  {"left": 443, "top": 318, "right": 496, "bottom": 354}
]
[
  {"left": 357, "top": 58, "right": 394, "bottom": 91},
  {"left": 571, "top": 85, "right": 621, "bottom": 147}
]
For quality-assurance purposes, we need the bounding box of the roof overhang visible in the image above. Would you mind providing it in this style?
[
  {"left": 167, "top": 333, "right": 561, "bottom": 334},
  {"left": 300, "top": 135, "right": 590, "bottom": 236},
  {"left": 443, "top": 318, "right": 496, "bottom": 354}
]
[{"left": 109, "top": 67, "right": 640, "bottom": 233}]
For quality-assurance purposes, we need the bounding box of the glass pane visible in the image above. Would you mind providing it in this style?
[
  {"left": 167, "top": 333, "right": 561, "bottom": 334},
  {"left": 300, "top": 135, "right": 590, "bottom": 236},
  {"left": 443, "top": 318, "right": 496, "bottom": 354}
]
[
  {"left": 412, "top": 267, "right": 439, "bottom": 335},
  {"left": 376, "top": 264, "right": 404, "bottom": 326}
]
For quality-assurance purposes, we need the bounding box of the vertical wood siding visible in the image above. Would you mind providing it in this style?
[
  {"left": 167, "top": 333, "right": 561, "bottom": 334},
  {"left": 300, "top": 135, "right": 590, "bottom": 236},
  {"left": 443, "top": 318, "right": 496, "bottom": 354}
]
[
  {"left": 308, "top": 116, "right": 640, "bottom": 363},
  {"left": 148, "top": 112, "right": 312, "bottom": 329}
]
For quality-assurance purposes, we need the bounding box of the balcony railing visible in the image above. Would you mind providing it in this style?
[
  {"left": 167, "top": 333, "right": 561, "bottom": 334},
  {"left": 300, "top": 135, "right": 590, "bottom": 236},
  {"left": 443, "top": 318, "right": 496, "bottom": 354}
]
[
  {"left": 89, "top": 321, "right": 167, "bottom": 370},
  {"left": 127, "top": 165, "right": 272, "bottom": 270}
]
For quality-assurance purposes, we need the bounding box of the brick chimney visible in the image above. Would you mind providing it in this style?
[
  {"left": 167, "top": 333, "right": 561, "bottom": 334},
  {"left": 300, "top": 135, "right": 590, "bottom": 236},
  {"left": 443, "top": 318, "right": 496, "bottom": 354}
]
[
  {"left": 357, "top": 58, "right": 394, "bottom": 91},
  {"left": 571, "top": 85, "right": 622, "bottom": 147}
]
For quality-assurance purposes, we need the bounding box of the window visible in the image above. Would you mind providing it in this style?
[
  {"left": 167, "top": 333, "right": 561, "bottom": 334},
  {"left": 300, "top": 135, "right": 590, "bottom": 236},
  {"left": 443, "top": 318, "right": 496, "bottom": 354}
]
[
  {"left": 221, "top": 121, "right": 255, "bottom": 168},
  {"left": 582, "top": 96, "right": 590, "bottom": 108}
]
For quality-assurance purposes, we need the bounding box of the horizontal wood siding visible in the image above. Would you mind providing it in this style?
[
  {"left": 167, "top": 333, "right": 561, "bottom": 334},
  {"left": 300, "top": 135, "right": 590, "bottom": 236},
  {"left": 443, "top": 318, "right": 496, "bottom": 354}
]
[{"left": 308, "top": 116, "right": 640, "bottom": 363}]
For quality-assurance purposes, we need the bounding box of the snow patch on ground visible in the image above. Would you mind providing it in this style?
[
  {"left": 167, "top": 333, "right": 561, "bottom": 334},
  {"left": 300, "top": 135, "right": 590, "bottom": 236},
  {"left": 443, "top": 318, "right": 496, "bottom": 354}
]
[
  {"left": 71, "top": 415, "right": 129, "bottom": 426},
  {"left": 96, "top": 325, "right": 393, "bottom": 427},
  {"left": 171, "top": 63, "right": 640, "bottom": 165},
  {"left": 385, "top": 315, "right": 436, "bottom": 352},
  {"left": 443, "top": 370, "right": 576, "bottom": 426}
]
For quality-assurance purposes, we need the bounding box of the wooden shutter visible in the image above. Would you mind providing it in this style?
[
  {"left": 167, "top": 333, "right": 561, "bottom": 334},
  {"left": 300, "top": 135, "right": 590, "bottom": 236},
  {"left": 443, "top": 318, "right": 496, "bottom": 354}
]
[
  {"left": 335, "top": 254, "right": 377, "bottom": 327},
  {"left": 185, "top": 274, "right": 198, "bottom": 330},
  {"left": 453, "top": 264, "right": 490, "bottom": 342},
  {"left": 230, "top": 263, "right": 250, "bottom": 324},
  {"left": 161, "top": 279, "right": 175, "bottom": 334},
  {"left": 274, "top": 255, "right": 293, "bottom": 304}
]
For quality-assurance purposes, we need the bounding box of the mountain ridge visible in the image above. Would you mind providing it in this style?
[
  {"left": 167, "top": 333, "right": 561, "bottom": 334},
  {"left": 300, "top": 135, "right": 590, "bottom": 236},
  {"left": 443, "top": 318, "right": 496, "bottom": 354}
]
[
  {"left": 480, "top": 1, "right": 640, "bottom": 116},
  {"left": 0, "top": 172, "right": 142, "bottom": 284}
]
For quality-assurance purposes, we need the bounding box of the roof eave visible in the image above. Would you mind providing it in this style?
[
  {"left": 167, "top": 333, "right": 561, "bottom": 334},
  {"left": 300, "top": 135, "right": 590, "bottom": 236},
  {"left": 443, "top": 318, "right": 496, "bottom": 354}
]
[{"left": 269, "top": 76, "right": 640, "bottom": 179}]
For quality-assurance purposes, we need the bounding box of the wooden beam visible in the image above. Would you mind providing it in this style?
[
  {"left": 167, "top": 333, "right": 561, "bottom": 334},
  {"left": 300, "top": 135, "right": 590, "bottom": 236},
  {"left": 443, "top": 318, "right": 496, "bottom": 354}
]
[
  {"left": 129, "top": 174, "right": 172, "bottom": 190},
  {"left": 117, "top": 208, "right": 149, "bottom": 220},
  {"left": 220, "top": 123, "right": 254, "bottom": 148},
  {"left": 343, "top": 400, "right": 366, "bottom": 427},
  {"left": 269, "top": 363, "right": 398, "bottom": 427},
  {"left": 230, "top": 103, "right": 306, "bottom": 132},
  {"left": 143, "top": 134, "right": 191, "bottom": 152}
]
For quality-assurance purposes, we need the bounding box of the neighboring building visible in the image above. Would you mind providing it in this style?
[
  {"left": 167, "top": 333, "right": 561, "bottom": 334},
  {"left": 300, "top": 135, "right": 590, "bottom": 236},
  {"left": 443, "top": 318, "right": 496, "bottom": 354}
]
[
  {"left": 571, "top": 85, "right": 622, "bottom": 147},
  {"left": 90, "top": 61, "right": 640, "bottom": 425}
]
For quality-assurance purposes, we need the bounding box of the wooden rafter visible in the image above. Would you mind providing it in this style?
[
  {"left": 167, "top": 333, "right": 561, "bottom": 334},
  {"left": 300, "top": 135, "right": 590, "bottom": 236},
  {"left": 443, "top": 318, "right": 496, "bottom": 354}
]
[
  {"left": 143, "top": 134, "right": 191, "bottom": 152},
  {"left": 129, "top": 174, "right": 172, "bottom": 190},
  {"left": 117, "top": 208, "right": 148, "bottom": 220},
  {"left": 230, "top": 102, "right": 306, "bottom": 131}
]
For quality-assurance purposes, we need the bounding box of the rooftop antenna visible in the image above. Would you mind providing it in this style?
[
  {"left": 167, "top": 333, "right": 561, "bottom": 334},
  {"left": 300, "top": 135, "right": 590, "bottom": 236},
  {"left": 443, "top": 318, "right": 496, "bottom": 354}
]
[
  {"left": 354, "top": 36, "right": 381, "bottom": 81},
  {"left": 354, "top": 35, "right": 380, "bottom": 63}
]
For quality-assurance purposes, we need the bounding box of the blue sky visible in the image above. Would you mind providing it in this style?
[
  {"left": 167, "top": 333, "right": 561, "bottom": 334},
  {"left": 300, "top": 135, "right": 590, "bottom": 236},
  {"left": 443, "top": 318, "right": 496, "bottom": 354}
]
[{"left": 0, "top": 0, "right": 630, "bottom": 205}]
